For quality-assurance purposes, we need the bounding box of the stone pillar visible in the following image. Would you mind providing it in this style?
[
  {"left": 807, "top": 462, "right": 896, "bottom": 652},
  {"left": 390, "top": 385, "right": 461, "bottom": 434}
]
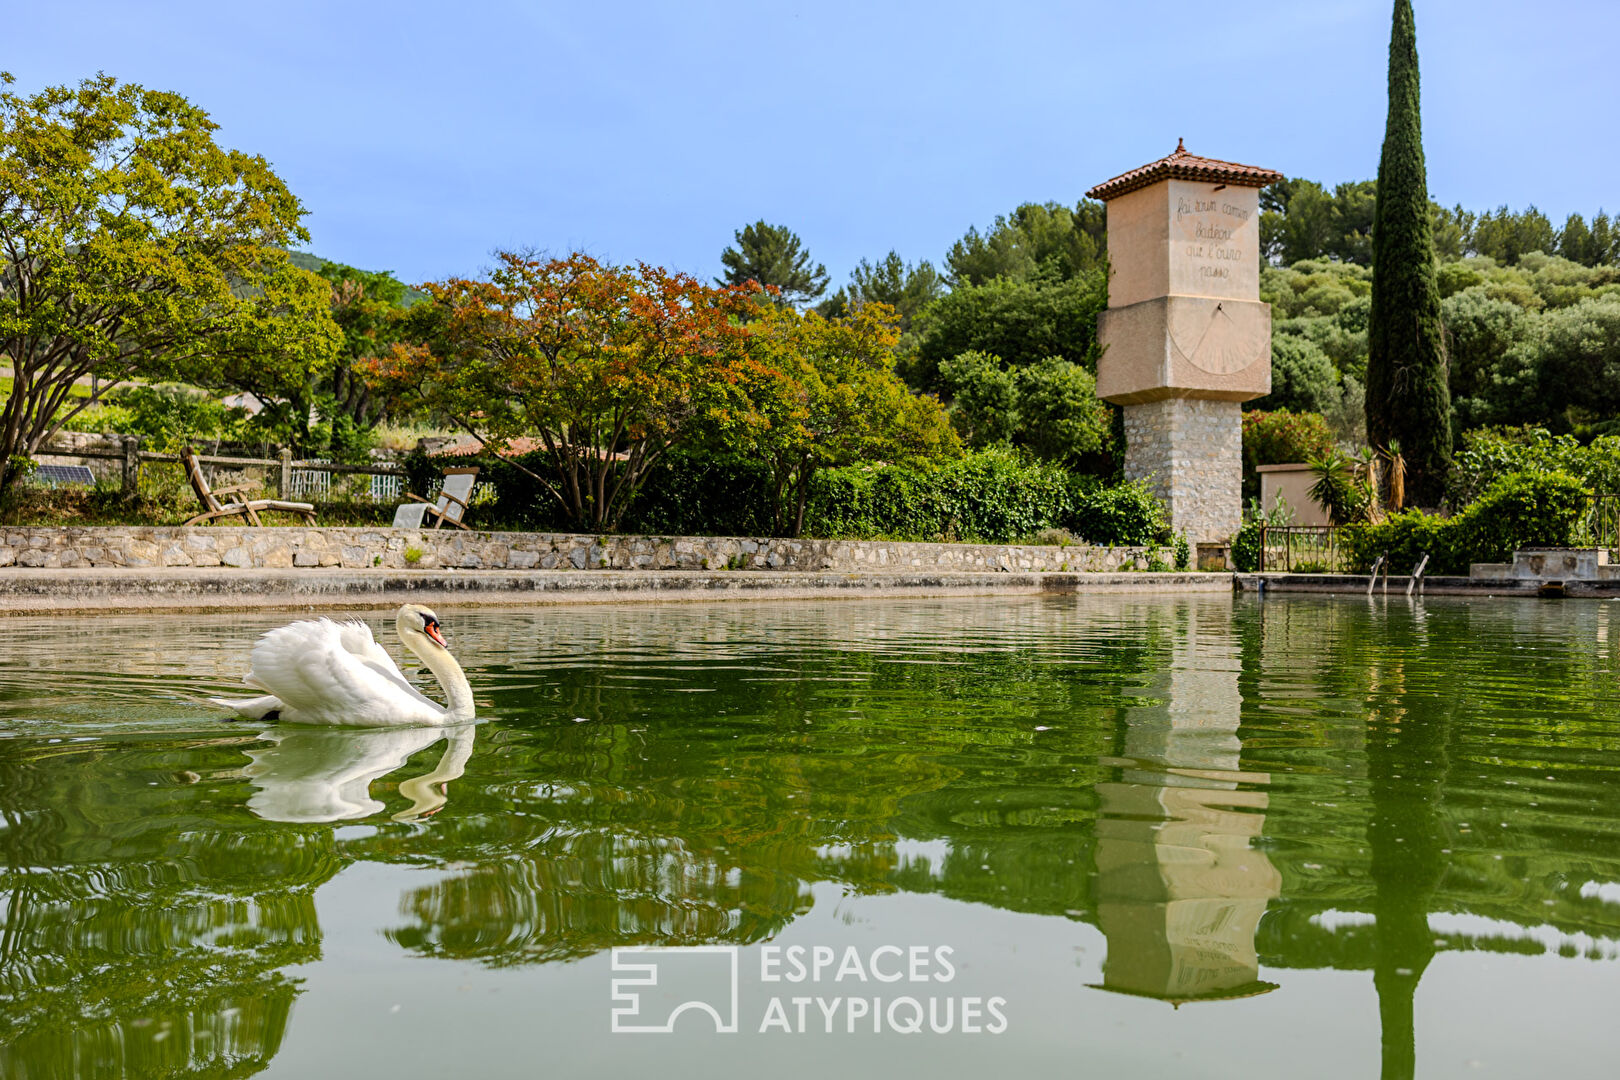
[
  {"left": 1088, "top": 142, "right": 1282, "bottom": 544},
  {"left": 121, "top": 435, "right": 142, "bottom": 499},
  {"left": 278, "top": 447, "right": 294, "bottom": 500}
]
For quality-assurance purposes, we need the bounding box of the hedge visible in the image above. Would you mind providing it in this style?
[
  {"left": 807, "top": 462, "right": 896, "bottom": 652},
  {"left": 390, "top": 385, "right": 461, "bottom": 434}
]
[
  {"left": 403, "top": 445, "right": 1174, "bottom": 547},
  {"left": 1340, "top": 470, "right": 1589, "bottom": 574}
]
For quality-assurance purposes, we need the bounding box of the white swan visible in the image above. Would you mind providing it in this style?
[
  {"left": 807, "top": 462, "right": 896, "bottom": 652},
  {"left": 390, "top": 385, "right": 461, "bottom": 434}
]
[{"left": 209, "top": 604, "right": 475, "bottom": 727}]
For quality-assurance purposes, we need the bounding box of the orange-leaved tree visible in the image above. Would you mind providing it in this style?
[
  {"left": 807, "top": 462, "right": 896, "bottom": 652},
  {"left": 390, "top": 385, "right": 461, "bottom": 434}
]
[
  {"left": 742, "top": 302, "right": 958, "bottom": 536},
  {"left": 369, "top": 252, "right": 760, "bottom": 530}
]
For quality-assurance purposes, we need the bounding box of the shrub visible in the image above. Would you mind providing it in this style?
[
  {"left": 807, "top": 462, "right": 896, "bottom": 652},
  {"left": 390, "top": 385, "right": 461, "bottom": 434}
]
[
  {"left": 1449, "top": 426, "right": 1620, "bottom": 507},
  {"left": 1064, "top": 477, "right": 1170, "bottom": 546},
  {"left": 1242, "top": 408, "right": 1336, "bottom": 501},
  {"left": 1341, "top": 469, "right": 1589, "bottom": 574},
  {"left": 1231, "top": 520, "right": 1262, "bottom": 572},
  {"left": 111, "top": 385, "right": 250, "bottom": 452}
]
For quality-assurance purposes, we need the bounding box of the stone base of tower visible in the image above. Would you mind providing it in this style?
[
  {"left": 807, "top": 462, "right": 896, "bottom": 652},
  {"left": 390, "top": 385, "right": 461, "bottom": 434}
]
[{"left": 1120, "top": 397, "right": 1242, "bottom": 544}]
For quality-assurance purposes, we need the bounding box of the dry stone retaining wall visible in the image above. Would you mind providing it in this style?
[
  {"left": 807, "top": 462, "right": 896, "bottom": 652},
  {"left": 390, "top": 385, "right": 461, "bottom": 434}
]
[{"left": 0, "top": 526, "right": 1153, "bottom": 574}]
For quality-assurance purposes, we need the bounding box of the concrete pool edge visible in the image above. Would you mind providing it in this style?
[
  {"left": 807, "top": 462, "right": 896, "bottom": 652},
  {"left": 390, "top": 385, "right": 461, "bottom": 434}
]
[
  {"left": 0, "top": 567, "right": 1236, "bottom": 613},
  {"left": 1235, "top": 572, "right": 1620, "bottom": 597}
]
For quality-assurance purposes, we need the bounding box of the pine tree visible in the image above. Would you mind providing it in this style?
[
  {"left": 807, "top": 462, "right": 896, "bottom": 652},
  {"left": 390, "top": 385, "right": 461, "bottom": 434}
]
[
  {"left": 1559, "top": 213, "right": 1595, "bottom": 266},
  {"left": 1593, "top": 211, "right": 1616, "bottom": 267},
  {"left": 1366, "top": 0, "right": 1451, "bottom": 505},
  {"left": 717, "top": 221, "right": 828, "bottom": 306}
]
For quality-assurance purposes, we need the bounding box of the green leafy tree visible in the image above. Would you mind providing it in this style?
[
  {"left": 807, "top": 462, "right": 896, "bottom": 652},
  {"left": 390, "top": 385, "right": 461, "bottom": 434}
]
[
  {"left": 817, "top": 251, "right": 942, "bottom": 332},
  {"left": 744, "top": 303, "right": 958, "bottom": 536},
  {"left": 937, "top": 351, "right": 1017, "bottom": 446},
  {"left": 1537, "top": 295, "right": 1620, "bottom": 419},
  {"left": 1331, "top": 180, "right": 1379, "bottom": 264},
  {"left": 1470, "top": 205, "right": 1558, "bottom": 264},
  {"left": 1430, "top": 203, "right": 1470, "bottom": 259},
  {"left": 1265, "top": 334, "right": 1342, "bottom": 415},
  {"left": 1592, "top": 212, "right": 1616, "bottom": 266},
  {"left": 1259, "top": 179, "right": 1376, "bottom": 265},
  {"left": 372, "top": 252, "right": 758, "bottom": 530},
  {"left": 1013, "top": 356, "right": 1112, "bottom": 467},
  {"left": 222, "top": 261, "right": 414, "bottom": 459},
  {"left": 1260, "top": 179, "right": 1337, "bottom": 265},
  {"left": 1558, "top": 214, "right": 1597, "bottom": 266},
  {"left": 944, "top": 200, "right": 1106, "bottom": 287},
  {"left": 908, "top": 272, "right": 1107, "bottom": 390},
  {"left": 0, "top": 72, "right": 338, "bottom": 498},
  {"left": 1366, "top": 0, "right": 1451, "bottom": 504},
  {"left": 320, "top": 262, "right": 412, "bottom": 428},
  {"left": 1440, "top": 287, "right": 1542, "bottom": 430},
  {"left": 717, "top": 221, "right": 828, "bottom": 306},
  {"left": 937, "top": 351, "right": 1111, "bottom": 468}
]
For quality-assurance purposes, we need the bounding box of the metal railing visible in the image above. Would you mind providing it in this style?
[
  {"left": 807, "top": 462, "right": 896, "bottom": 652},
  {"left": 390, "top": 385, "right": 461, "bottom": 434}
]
[
  {"left": 1575, "top": 494, "right": 1620, "bottom": 554},
  {"left": 1257, "top": 494, "right": 1620, "bottom": 575},
  {"left": 1256, "top": 525, "right": 1352, "bottom": 573},
  {"left": 34, "top": 437, "right": 409, "bottom": 502}
]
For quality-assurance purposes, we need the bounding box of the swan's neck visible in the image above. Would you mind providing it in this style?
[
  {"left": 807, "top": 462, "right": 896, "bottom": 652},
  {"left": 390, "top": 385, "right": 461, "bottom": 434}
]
[{"left": 405, "top": 633, "right": 475, "bottom": 721}]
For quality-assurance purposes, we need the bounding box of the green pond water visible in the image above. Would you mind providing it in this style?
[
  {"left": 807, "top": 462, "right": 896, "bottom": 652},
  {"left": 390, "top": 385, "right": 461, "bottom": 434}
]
[{"left": 3, "top": 594, "right": 1620, "bottom": 1079}]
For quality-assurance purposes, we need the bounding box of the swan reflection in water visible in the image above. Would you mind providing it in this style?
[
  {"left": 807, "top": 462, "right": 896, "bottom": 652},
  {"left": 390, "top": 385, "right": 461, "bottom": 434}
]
[{"left": 242, "top": 723, "right": 477, "bottom": 823}]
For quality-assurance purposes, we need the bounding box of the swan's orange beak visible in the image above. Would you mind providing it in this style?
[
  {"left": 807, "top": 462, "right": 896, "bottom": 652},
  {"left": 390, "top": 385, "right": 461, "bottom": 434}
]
[{"left": 424, "top": 622, "right": 448, "bottom": 648}]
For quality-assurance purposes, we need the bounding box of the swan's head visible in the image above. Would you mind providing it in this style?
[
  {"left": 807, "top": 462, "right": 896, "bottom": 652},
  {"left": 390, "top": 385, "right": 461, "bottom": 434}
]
[{"left": 397, "top": 604, "right": 448, "bottom": 649}]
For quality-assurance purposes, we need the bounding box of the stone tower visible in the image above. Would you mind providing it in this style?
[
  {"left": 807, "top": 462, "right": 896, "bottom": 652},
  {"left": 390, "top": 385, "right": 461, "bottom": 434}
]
[{"left": 1087, "top": 142, "right": 1282, "bottom": 544}]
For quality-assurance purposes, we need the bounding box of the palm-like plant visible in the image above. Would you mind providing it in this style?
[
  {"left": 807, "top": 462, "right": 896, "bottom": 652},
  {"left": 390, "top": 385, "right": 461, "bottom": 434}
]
[
  {"left": 1308, "top": 450, "right": 1372, "bottom": 524},
  {"left": 1354, "top": 446, "right": 1385, "bottom": 524}
]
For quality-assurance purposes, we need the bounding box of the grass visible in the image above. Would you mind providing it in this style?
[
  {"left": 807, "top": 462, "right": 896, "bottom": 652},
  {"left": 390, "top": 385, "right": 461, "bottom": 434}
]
[{"left": 0, "top": 375, "right": 95, "bottom": 400}]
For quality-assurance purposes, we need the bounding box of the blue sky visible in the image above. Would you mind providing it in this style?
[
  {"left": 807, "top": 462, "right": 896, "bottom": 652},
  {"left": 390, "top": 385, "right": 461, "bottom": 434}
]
[{"left": 9, "top": 1, "right": 1616, "bottom": 289}]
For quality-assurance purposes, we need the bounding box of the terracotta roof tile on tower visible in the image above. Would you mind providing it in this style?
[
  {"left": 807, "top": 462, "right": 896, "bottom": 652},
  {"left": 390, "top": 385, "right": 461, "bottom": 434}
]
[{"left": 1086, "top": 140, "right": 1282, "bottom": 202}]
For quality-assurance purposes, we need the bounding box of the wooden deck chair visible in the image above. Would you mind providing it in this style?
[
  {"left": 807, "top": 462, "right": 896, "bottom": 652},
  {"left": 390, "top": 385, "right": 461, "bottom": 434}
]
[
  {"left": 395, "top": 466, "right": 479, "bottom": 530},
  {"left": 181, "top": 446, "right": 318, "bottom": 527}
]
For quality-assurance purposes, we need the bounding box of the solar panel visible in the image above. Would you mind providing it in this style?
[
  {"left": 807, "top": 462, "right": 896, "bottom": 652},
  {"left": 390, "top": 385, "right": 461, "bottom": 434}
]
[{"left": 32, "top": 464, "right": 97, "bottom": 487}]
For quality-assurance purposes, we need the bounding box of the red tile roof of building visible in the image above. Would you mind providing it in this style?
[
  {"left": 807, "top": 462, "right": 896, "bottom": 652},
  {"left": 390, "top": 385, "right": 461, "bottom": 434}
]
[
  {"left": 433, "top": 434, "right": 629, "bottom": 461},
  {"left": 435, "top": 435, "right": 547, "bottom": 457},
  {"left": 1086, "top": 140, "right": 1282, "bottom": 202}
]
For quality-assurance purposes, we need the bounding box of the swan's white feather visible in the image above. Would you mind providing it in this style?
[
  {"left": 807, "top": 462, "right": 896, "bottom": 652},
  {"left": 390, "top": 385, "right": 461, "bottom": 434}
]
[
  {"left": 206, "top": 693, "right": 283, "bottom": 719},
  {"left": 332, "top": 620, "right": 437, "bottom": 706},
  {"left": 232, "top": 617, "right": 446, "bottom": 726}
]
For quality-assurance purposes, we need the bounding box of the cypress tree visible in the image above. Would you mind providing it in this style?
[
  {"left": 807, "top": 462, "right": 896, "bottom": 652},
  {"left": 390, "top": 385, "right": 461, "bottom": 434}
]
[{"left": 1366, "top": 0, "right": 1451, "bottom": 505}]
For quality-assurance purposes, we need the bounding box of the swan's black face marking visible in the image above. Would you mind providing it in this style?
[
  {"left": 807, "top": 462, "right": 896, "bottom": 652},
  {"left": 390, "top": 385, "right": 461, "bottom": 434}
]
[{"left": 262, "top": 708, "right": 280, "bottom": 721}]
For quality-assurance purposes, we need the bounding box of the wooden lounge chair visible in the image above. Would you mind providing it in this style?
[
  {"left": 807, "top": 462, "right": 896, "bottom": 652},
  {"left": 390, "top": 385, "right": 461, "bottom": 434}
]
[
  {"left": 181, "top": 446, "right": 317, "bottom": 527},
  {"left": 393, "top": 467, "right": 479, "bottom": 530}
]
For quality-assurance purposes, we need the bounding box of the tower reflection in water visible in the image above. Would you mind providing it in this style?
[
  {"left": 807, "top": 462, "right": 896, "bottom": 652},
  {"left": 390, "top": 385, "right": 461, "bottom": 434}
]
[{"left": 1091, "top": 603, "right": 1280, "bottom": 1003}]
